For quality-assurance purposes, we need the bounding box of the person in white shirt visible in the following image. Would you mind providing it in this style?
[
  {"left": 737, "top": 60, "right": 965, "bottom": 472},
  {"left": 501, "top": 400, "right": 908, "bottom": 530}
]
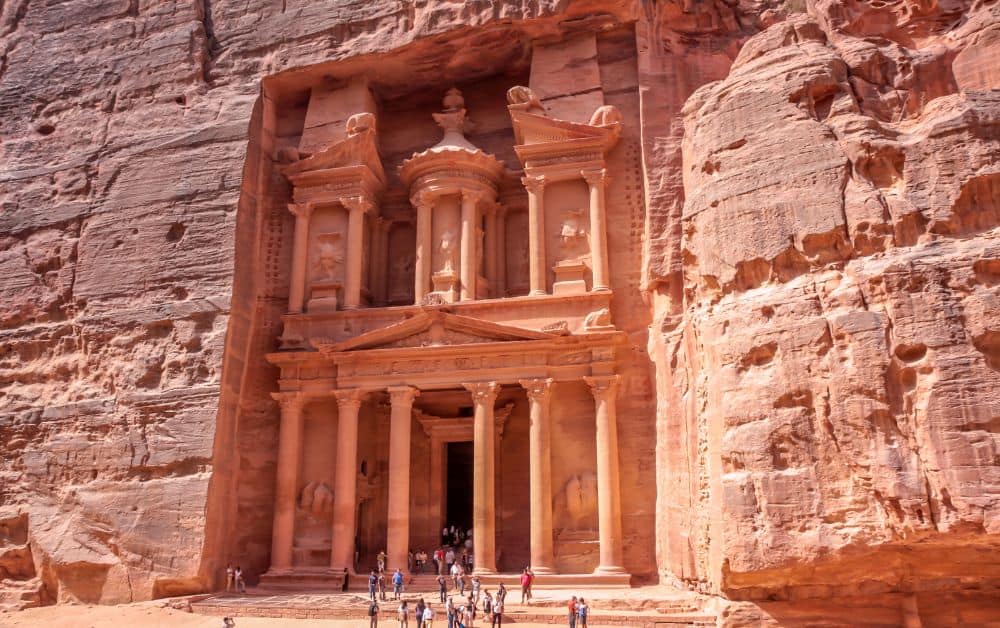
[{"left": 422, "top": 603, "right": 435, "bottom": 627}]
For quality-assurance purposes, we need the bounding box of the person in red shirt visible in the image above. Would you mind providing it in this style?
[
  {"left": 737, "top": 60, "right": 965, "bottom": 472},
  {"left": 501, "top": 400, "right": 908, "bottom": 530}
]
[
  {"left": 567, "top": 596, "right": 578, "bottom": 628},
  {"left": 519, "top": 569, "right": 531, "bottom": 604}
]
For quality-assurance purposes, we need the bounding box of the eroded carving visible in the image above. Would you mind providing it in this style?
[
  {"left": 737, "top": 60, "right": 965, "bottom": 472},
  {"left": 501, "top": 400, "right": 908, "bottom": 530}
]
[
  {"left": 299, "top": 481, "right": 334, "bottom": 517},
  {"left": 554, "top": 473, "right": 598, "bottom": 535},
  {"left": 314, "top": 232, "right": 344, "bottom": 281},
  {"left": 584, "top": 307, "right": 614, "bottom": 332},
  {"left": 559, "top": 208, "right": 590, "bottom": 262}
]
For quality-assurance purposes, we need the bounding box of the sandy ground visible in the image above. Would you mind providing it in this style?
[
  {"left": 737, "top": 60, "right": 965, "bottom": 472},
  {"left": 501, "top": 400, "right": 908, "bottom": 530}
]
[{"left": 0, "top": 601, "right": 573, "bottom": 628}]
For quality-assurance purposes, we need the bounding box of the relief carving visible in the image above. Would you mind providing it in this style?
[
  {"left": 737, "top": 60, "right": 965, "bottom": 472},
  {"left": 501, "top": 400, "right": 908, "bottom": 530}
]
[
  {"left": 314, "top": 232, "right": 344, "bottom": 281},
  {"left": 506, "top": 85, "right": 545, "bottom": 114},
  {"left": 589, "top": 105, "right": 622, "bottom": 128},
  {"left": 554, "top": 472, "right": 598, "bottom": 536},
  {"left": 559, "top": 208, "right": 590, "bottom": 263},
  {"left": 583, "top": 307, "right": 614, "bottom": 331},
  {"left": 439, "top": 229, "right": 459, "bottom": 273},
  {"left": 299, "top": 481, "right": 334, "bottom": 518}
]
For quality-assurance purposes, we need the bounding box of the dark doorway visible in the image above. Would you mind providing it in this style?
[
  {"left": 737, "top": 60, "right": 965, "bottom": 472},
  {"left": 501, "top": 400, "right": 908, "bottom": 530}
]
[{"left": 445, "top": 441, "right": 474, "bottom": 533}]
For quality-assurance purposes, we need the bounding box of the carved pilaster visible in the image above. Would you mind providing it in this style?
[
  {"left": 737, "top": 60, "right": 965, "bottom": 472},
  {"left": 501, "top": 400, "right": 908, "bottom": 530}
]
[
  {"left": 583, "top": 373, "right": 625, "bottom": 574},
  {"left": 522, "top": 175, "right": 547, "bottom": 296},
  {"left": 287, "top": 203, "right": 316, "bottom": 314},
  {"left": 581, "top": 168, "right": 611, "bottom": 292}
]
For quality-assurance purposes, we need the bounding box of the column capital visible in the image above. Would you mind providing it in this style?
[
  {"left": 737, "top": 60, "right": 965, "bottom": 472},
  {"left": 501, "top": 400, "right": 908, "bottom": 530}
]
[
  {"left": 341, "top": 196, "right": 374, "bottom": 214},
  {"left": 387, "top": 385, "right": 420, "bottom": 407},
  {"left": 271, "top": 391, "right": 305, "bottom": 411},
  {"left": 460, "top": 188, "right": 488, "bottom": 204},
  {"left": 581, "top": 168, "right": 609, "bottom": 187},
  {"left": 410, "top": 189, "right": 437, "bottom": 209},
  {"left": 519, "top": 378, "right": 553, "bottom": 403},
  {"left": 521, "top": 175, "right": 546, "bottom": 195},
  {"left": 288, "top": 202, "right": 314, "bottom": 219},
  {"left": 332, "top": 388, "right": 369, "bottom": 409},
  {"left": 463, "top": 381, "right": 500, "bottom": 405},
  {"left": 584, "top": 374, "right": 620, "bottom": 400}
]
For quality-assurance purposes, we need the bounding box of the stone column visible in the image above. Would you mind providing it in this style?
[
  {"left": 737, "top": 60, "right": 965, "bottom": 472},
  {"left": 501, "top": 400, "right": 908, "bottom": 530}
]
[
  {"left": 582, "top": 169, "right": 611, "bottom": 292},
  {"left": 413, "top": 192, "right": 433, "bottom": 304},
  {"left": 269, "top": 392, "right": 306, "bottom": 572},
  {"left": 484, "top": 203, "right": 498, "bottom": 298},
  {"left": 371, "top": 217, "right": 389, "bottom": 306},
  {"left": 429, "top": 437, "right": 444, "bottom": 541},
  {"left": 460, "top": 190, "right": 479, "bottom": 301},
  {"left": 342, "top": 197, "right": 370, "bottom": 309},
  {"left": 287, "top": 203, "right": 314, "bottom": 314},
  {"left": 463, "top": 381, "right": 500, "bottom": 574},
  {"left": 523, "top": 176, "right": 547, "bottom": 296},
  {"left": 584, "top": 375, "right": 626, "bottom": 574},
  {"left": 520, "top": 378, "right": 555, "bottom": 573},
  {"left": 331, "top": 389, "right": 367, "bottom": 572},
  {"left": 387, "top": 386, "right": 418, "bottom": 573},
  {"left": 495, "top": 206, "right": 507, "bottom": 298}
]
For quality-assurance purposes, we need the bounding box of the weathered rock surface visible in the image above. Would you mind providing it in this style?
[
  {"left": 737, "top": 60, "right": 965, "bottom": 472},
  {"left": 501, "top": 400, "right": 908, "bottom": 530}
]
[{"left": 1, "top": 0, "right": 998, "bottom": 624}]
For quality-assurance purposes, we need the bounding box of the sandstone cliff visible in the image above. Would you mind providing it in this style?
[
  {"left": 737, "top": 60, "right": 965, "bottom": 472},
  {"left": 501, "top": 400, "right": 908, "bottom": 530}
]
[{"left": 1, "top": 0, "right": 998, "bottom": 624}]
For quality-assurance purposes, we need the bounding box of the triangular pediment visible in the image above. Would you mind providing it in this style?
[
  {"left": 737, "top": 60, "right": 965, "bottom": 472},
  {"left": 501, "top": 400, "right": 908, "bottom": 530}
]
[
  {"left": 509, "top": 110, "right": 617, "bottom": 147},
  {"left": 282, "top": 127, "right": 385, "bottom": 184},
  {"left": 313, "top": 311, "right": 554, "bottom": 354}
]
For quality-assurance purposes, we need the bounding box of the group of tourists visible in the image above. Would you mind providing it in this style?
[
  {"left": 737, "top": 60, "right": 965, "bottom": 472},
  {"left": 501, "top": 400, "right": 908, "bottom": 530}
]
[
  {"left": 440, "top": 580, "right": 506, "bottom": 628},
  {"left": 223, "top": 564, "right": 246, "bottom": 593},
  {"left": 368, "top": 567, "right": 408, "bottom": 602},
  {"left": 566, "top": 596, "right": 590, "bottom": 627}
]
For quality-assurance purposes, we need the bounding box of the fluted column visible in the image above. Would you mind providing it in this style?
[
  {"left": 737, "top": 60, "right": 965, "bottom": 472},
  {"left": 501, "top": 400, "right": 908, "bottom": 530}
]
[
  {"left": 584, "top": 375, "right": 626, "bottom": 574},
  {"left": 342, "top": 197, "right": 371, "bottom": 309},
  {"left": 582, "top": 169, "right": 611, "bottom": 292},
  {"left": 520, "top": 378, "right": 555, "bottom": 573},
  {"left": 523, "top": 176, "right": 547, "bottom": 295},
  {"left": 387, "top": 386, "right": 418, "bottom": 573},
  {"left": 331, "top": 389, "right": 367, "bottom": 572},
  {"left": 484, "top": 203, "right": 498, "bottom": 298},
  {"left": 464, "top": 381, "right": 500, "bottom": 574},
  {"left": 287, "top": 203, "right": 314, "bottom": 313},
  {"left": 269, "top": 392, "right": 306, "bottom": 572},
  {"left": 460, "top": 190, "right": 479, "bottom": 301},
  {"left": 413, "top": 192, "right": 433, "bottom": 304}
]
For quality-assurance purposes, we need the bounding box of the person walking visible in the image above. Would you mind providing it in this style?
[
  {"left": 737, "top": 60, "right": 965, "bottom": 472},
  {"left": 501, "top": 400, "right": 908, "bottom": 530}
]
[
  {"left": 491, "top": 595, "right": 503, "bottom": 627},
  {"left": 437, "top": 573, "right": 448, "bottom": 603},
  {"left": 369, "top": 571, "right": 378, "bottom": 601},
  {"left": 423, "top": 602, "right": 435, "bottom": 628},
  {"left": 234, "top": 566, "right": 246, "bottom": 593},
  {"left": 463, "top": 602, "right": 475, "bottom": 628},
  {"left": 368, "top": 599, "right": 380, "bottom": 628},
  {"left": 481, "top": 591, "right": 493, "bottom": 626},
  {"left": 525, "top": 568, "right": 534, "bottom": 602},
  {"left": 567, "top": 596, "right": 578, "bottom": 628},
  {"left": 457, "top": 564, "right": 467, "bottom": 596},
  {"left": 225, "top": 564, "right": 234, "bottom": 592},
  {"left": 433, "top": 547, "right": 443, "bottom": 575},
  {"left": 470, "top": 574, "right": 481, "bottom": 604},
  {"left": 415, "top": 598, "right": 426, "bottom": 628},
  {"left": 398, "top": 600, "right": 410, "bottom": 627},
  {"left": 446, "top": 596, "right": 456, "bottom": 628},
  {"left": 393, "top": 568, "right": 405, "bottom": 600},
  {"left": 576, "top": 597, "right": 588, "bottom": 628},
  {"left": 342, "top": 567, "right": 350, "bottom": 593},
  {"left": 497, "top": 582, "right": 507, "bottom": 605},
  {"left": 445, "top": 547, "right": 456, "bottom": 575}
]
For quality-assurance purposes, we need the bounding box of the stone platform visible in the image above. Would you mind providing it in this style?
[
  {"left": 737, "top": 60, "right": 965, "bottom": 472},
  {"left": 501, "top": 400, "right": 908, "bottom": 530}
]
[{"left": 190, "top": 585, "right": 716, "bottom": 627}]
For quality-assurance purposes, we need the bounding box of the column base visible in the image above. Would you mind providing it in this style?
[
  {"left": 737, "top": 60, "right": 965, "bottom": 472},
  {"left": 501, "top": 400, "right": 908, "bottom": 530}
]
[
  {"left": 473, "top": 567, "right": 497, "bottom": 576},
  {"left": 530, "top": 289, "right": 547, "bottom": 296},
  {"left": 529, "top": 565, "right": 557, "bottom": 575},
  {"left": 593, "top": 565, "right": 629, "bottom": 576},
  {"left": 590, "top": 285, "right": 612, "bottom": 293}
]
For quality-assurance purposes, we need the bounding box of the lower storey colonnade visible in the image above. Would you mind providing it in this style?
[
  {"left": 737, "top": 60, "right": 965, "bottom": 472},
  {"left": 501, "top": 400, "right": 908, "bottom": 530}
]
[{"left": 266, "top": 374, "right": 627, "bottom": 578}]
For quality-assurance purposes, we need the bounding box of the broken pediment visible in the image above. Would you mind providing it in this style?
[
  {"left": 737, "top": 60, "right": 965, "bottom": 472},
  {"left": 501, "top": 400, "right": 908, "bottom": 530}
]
[
  {"left": 282, "top": 112, "right": 386, "bottom": 189},
  {"left": 312, "top": 310, "right": 555, "bottom": 354}
]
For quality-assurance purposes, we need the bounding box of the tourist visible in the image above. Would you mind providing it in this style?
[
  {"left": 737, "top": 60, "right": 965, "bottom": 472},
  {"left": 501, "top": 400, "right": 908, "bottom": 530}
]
[
  {"left": 393, "top": 568, "right": 405, "bottom": 600},
  {"left": 455, "top": 604, "right": 466, "bottom": 628},
  {"left": 416, "top": 549, "right": 426, "bottom": 573},
  {"left": 445, "top": 547, "right": 456, "bottom": 574},
  {"left": 433, "top": 547, "right": 443, "bottom": 575},
  {"left": 525, "top": 568, "right": 534, "bottom": 602},
  {"left": 467, "top": 594, "right": 476, "bottom": 623},
  {"left": 457, "top": 564, "right": 467, "bottom": 596},
  {"left": 450, "top": 560, "right": 461, "bottom": 591},
  {"left": 423, "top": 602, "right": 435, "bottom": 627},
  {"left": 497, "top": 582, "right": 507, "bottom": 604},
  {"left": 369, "top": 570, "right": 378, "bottom": 601},
  {"left": 519, "top": 569, "right": 530, "bottom": 604},
  {"left": 463, "top": 602, "right": 475, "bottom": 628},
  {"left": 470, "top": 574, "right": 481, "bottom": 604},
  {"left": 368, "top": 599, "right": 380, "bottom": 627},
  {"left": 378, "top": 550, "right": 388, "bottom": 573},
  {"left": 576, "top": 597, "right": 588, "bottom": 627},
  {"left": 491, "top": 594, "right": 503, "bottom": 627},
  {"left": 342, "top": 567, "right": 350, "bottom": 592},
  {"left": 409, "top": 550, "right": 415, "bottom": 574},
  {"left": 415, "top": 597, "right": 426, "bottom": 628},
  {"left": 446, "top": 596, "right": 456, "bottom": 628},
  {"left": 437, "top": 573, "right": 448, "bottom": 602},
  {"left": 398, "top": 599, "right": 410, "bottom": 627},
  {"left": 234, "top": 565, "right": 246, "bottom": 593},
  {"left": 225, "top": 564, "right": 234, "bottom": 592},
  {"left": 442, "top": 526, "right": 450, "bottom": 546},
  {"left": 467, "top": 551, "right": 474, "bottom": 572},
  {"left": 222, "top": 618, "right": 236, "bottom": 628},
  {"left": 567, "top": 596, "right": 578, "bottom": 628},
  {"left": 481, "top": 591, "right": 493, "bottom": 623},
  {"left": 379, "top": 570, "right": 388, "bottom": 601}
]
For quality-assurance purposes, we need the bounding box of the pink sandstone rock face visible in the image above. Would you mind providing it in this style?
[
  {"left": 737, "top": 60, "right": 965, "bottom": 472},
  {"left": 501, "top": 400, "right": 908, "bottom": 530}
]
[{"left": 0, "top": 0, "right": 998, "bottom": 624}]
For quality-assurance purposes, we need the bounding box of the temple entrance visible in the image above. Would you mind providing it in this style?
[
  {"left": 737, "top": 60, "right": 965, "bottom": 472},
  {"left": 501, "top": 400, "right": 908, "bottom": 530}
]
[{"left": 445, "top": 441, "right": 474, "bottom": 534}]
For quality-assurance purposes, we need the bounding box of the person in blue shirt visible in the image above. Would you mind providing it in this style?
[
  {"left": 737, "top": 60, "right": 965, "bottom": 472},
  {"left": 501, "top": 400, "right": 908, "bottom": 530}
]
[
  {"left": 393, "top": 568, "right": 405, "bottom": 600},
  {"left": 368, "top": 570, "right": 378, "bottom": 601}
]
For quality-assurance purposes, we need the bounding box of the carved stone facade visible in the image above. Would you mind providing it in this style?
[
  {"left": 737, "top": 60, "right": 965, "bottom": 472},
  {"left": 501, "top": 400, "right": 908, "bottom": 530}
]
[{"left": 264, "top": 80, "right": 638, "bottom": 583}]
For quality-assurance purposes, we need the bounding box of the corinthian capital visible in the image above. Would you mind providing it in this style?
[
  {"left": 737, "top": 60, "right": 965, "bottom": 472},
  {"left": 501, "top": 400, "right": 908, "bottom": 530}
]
[
  {"left": 288, "top": 203, "right": 314, "bottom": 220},
  {"left": 410, "top": 189, "right": 436, "bottom": 209},
  {"left": 463, "top": 381, "right": 500, "bottom": 406},
  {"left": 332, "top": 388, "right": 369, "bottom": 410},
  {"left": 584, "top": 374, "right": 620, "bottom": 400},
  {"left": 271, "top": 391, "right": 305, "bottom": 412},
  {"left": 518, "top": 378, "right": 553, "bottom": 403},
  {"left": 341, "top": 196, "right": 374, "bottom": 214},
  {"left": 521, "top": 175, "right": 546, "bottom": 195},
  {"left": 581, "top": 168, "right": 609, "bottom": 187},
  {"left": 388, "top": 385, "right": 420, "bottom": 407}
]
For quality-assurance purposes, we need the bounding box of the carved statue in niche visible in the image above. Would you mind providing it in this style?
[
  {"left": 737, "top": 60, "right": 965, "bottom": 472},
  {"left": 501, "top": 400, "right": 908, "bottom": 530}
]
[
  {"left": 314, "top": 232, "right": 344, "bottom": 281},
  {"left": 439, "top": 229, "right": 458, "bottom": 273},
  {"left": 299, "top": 481, "right": 334, "bottom": 518},
  {"left": 559, "top": 208, "right": 590, "bottom": 262},
  {"left": 554, "top": 472, "right": 598, "bottom": 536}
]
